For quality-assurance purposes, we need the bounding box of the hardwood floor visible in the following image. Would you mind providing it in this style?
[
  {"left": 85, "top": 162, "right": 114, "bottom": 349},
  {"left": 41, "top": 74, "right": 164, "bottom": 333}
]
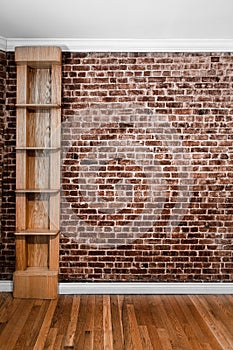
[{"left": 0, "top": 293, "right": 233, "bottom": 349}]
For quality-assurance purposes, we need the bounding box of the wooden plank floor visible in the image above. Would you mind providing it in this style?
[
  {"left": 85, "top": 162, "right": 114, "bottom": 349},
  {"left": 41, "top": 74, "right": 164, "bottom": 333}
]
[{"left": 0, "top": 293, "right": 233, "bottom": 349}]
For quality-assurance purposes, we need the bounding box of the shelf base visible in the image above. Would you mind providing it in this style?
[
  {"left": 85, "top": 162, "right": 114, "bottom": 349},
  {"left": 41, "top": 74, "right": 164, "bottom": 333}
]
[{"left": 13, "top": 268, "right": 58, "bottom": 299}]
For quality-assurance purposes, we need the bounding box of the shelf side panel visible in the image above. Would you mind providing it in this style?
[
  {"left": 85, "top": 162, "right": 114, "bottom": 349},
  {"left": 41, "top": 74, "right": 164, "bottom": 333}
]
[
  {"left": 51, "top": 64, "right": 61, "bottom": 104},
  {"left": 50, "top": 109, "right": 61, "bottom": 148},
  {"left": 15, "top": 237, "right": 27, "bottom": 270},
  {"left": 16, "top": 152, "right": 26, "bottom": 190},
  {"left": 16, "top": 195, "right": 27, "bottom": 230},
  {"left": 50, "top": 151, "right": 60, "bottom": 190},
  {"left": 16, "top": 108, "right": 27, "bottom": 146},
  {"left": 16, "top": 65, "right": 27, "bottom": 104},
  {"left": 50, "top": 194, "right": 60, "bottom": 231},
  {"left": 49, "top": 234, "right": 60, "bottom": 270}
]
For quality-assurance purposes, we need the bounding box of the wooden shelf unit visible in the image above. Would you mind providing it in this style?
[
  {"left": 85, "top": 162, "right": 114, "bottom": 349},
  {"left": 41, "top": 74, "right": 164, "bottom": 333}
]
[{"left": 14, "top": 46, "right": 61, "bottom": 299}]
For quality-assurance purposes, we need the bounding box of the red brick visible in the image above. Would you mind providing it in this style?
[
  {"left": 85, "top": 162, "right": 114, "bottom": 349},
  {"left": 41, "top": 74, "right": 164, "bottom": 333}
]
[{"left": 1, "top": 51, "right": 233, "bottom": 282}]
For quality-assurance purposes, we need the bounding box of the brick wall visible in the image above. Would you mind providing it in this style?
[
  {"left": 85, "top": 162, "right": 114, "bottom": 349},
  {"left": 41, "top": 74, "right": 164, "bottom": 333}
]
[
  {"left": 1, "top": 51, "right": 233, "bottom": 282},
  {"left": 0, "top": 52, "right": 16, "bottom": 279},
  {"left": 0, "top": 50, "right": 6, "bottom": 238},
  {"left": 60, "top": 52, "right": 233, "bottom": 282}
]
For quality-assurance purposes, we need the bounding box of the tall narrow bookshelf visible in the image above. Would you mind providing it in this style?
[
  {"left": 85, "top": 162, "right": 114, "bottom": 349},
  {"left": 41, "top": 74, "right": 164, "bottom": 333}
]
[{"left": 14, "top": 46, "right": 61, "bottom": 299}]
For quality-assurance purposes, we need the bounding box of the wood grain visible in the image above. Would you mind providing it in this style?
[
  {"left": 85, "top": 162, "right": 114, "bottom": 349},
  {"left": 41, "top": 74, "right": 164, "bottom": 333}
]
[
  {"left": 26, "top": 110, "right": 50, "bottom": 148},
  {"left": 15, "top": 46, "right": 61, "bottom": 67},
  {"left": 28, "top": 67, "right": 51, "bottom": 104},
  {"left": 26, "top": 150, "right": 49, "bottom": 190},
  {"left": 26, "top": 193, "right": 49, "bottom": 230},
  {"left": 27, "top": 235, "right": 48, "bottom": 268},
  {"left": 1, "top": 294, "right": 233, "bottom": 349},
  {"left": 63, "top": 295, "right": 80, "bottom": 347},
  {"left": 14, "top": 46, "right": 61, "bottom": 299},
  {"left": 14, "top": 236, "right": 27, "bottom": 270},
  {"left": 16, "top": 65, "right": 27, "bottom": 104}
]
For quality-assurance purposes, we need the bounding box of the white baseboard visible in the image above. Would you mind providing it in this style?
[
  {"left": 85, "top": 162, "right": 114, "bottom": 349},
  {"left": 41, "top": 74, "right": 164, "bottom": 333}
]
[
  {"left": 1, "top": 281, "right": 232, "bottom": 294},
  {"left": 2, "top": 38, "right": 233, "bottom": 52},
  {"left": 58, "top": 282, "right": 233, "bottom": 294},
  {"left": 0, "top": 281, "right": 13, "bottom": 292}
]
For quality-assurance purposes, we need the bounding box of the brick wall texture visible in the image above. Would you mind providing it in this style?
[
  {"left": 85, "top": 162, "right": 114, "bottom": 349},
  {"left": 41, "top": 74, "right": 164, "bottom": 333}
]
[
  {"left": 1, "top": 51, "right": 233, "bottom": 282},
  {"left": 0, "top": 50, "right": 5, "bottom": 236},
  {"left": 0, "top": 52, "right": 16, "bottom": 279},
  {"left": 0, "top": 51, "right": 5, "bottom": 249}
]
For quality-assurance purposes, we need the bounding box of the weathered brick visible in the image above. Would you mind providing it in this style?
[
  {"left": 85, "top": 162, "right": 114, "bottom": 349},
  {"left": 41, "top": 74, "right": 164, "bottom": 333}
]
[{"left": 1, "top": 51, "right": 233, "bottom": 282}]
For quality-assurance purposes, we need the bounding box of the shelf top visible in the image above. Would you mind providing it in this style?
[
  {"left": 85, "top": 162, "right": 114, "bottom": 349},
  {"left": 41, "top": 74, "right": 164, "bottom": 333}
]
[{"left": 15, "top": 46, "right": 61, "bottom": 66}]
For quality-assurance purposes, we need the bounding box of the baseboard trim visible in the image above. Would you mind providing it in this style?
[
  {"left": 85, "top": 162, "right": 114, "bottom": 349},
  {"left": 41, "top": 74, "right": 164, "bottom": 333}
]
[
  {"left": 0, "top": 281, "right": 13, "bottom": 292},
  {"left": 58, "top": 282, "right": 233, "bottom": 294},
  {"left": 1, "top": 281, "right": 232, "bottom": 294},
  {"left": 4, "top": 38, "right": 233, "bottom": 52}
]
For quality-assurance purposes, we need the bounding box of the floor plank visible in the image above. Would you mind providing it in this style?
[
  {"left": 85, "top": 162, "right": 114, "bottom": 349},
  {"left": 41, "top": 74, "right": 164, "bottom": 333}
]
[
  {"left": 139, "top": 325, "right": 153, "bottom": 350},
  {"left": 63, "top": 295, "right": 80, "bottom": 347},
  {"left": 103, "top": 295, "right": 113, "bottom": 350},
  {"left": 190, "top": 295, "right": 233, "bottom": 350},
  {"left": 33, "top": 299, "right": 57, "bottom": 350},
  {"left": 126, "top": 304, "right": 143, "bottom": 350},
  {"left": 110, "top": 296, "right": 124, "bottom": 350},
  {"left": 14, "top": 300, "right": 50, "bottom": 350},
  {"left": 93, "top": 295, "right": 104, "bottom": 350},
  {"left": 0, "top": 299, "right": 33, "bottom": 350},
  {"left": 0, "top": 294, "right": 233, "bottom": 349}
]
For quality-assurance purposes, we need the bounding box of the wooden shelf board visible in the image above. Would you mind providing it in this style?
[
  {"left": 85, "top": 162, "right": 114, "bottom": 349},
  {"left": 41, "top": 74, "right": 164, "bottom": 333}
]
[
  {"left": 16, "top": 147, "right": 60, "bottom": 151},
  {"left": 15, "top": 229, "right": 60, "bottom": 236},
  {"left": 16, "top": 104, "right": 60, "bottom": 109},
  {"left": 15, "top": 189, "right": 60, "bottom": 193}
]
